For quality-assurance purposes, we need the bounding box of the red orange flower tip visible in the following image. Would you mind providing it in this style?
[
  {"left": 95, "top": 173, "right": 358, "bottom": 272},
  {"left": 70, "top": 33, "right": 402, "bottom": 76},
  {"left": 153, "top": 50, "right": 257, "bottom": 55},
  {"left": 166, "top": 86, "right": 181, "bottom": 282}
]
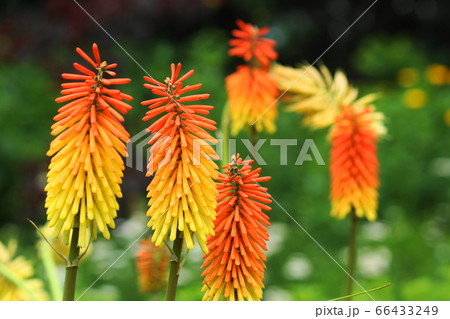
[
  {"left": 141, "top": 63, "right": 212, "bottom": 122},
  {"left": 75, "top": 47, "right": 97, "bottom": 69},
  {"left": 92, "top": 43, "right": 101, "bottom": 65},
  {"left": 74, "top": 43, "right": 119, "bottom": 72},
  {"left": 229, "top": 20, "right": 277, "bottom": 69}
]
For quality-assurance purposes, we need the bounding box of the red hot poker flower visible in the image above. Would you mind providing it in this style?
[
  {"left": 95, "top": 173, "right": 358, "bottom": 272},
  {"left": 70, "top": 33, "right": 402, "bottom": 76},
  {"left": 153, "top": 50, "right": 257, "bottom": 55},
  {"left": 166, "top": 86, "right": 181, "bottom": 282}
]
[
  {"left": 226, "top": 20, "right": 279, "bottom": 135},
  {"left": 330, "top": 105, "right": 380, "bottom": 221},
  {"left": 142, "top": 63, "right": 219, "bottom": 253},
  {"left": 229, "top": 20, "right": 278, "bottom": 69},
  {"left": 45, "top": 43, "right": 132, "bottom": 247},
  {"left": 201, "top": 154, "right": 271, "bottom": 301}
]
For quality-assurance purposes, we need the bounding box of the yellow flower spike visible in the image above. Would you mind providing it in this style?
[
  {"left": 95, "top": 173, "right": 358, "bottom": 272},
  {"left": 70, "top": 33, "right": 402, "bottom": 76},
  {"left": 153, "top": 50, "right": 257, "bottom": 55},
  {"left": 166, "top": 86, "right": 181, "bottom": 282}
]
[
  {"left": 142, "top": 63, "right": 219, "bottom": 253},
  {"left": 45, "top": 43, "right": 133, "bottom": 247}
]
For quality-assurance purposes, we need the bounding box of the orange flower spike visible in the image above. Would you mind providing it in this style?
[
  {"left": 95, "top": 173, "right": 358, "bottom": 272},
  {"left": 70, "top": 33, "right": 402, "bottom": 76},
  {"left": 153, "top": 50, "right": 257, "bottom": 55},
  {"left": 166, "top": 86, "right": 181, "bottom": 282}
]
[
  {"left": 329, "top": 105, "right": 380, "bottom": 221},
  {"left": 45, "top": 43, "right": 132, "bottom": 247},
  {"left": 201, "top": 154, "right": 271, "bottom": 301},
  {"left": 226, "top": 20, "right": 279, "bottom": 135},
  {"left": 142, "top": 63, "right": 219, "bottom": 253}
]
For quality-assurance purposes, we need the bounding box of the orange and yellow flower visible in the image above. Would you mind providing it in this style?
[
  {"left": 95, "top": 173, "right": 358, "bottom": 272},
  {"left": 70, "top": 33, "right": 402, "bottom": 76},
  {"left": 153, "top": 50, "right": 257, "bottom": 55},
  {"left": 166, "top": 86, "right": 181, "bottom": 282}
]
[
  {"left": 226, "top": 20, "right": 279, "bottom": 135},
  {"left": 45, "top": 43, "right": 132, "bottom": 247},
  {"left": 272, "top": 62, "right": 384, "bottom": 221},
  {"left": 201, "top": 154, "right": 271, "bottom": 301},
  {"left": 329, "top": 105, "right": 380, "bottom": 221},
  {"left": 135, "top": 239, "right": 169, "bottom": 294},
  {"left": 142, "top": 63, "right": 219, "bottom": 253}
]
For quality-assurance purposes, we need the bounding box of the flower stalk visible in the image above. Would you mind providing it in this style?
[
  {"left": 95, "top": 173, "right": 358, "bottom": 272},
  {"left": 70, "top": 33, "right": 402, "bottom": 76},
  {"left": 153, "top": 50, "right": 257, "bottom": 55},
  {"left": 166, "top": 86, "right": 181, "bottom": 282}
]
[
  {"left": 63, "top": 223, "right": 80, "bottom": 301},
  {"left": 165, "top": 230, "right": 183, "bottom": 301},
  {"left": 345, "top": 209, "right": 358, "bottom": 298},
  {"left": 220, "top": 103, "right": 230, "bottom": 170}
]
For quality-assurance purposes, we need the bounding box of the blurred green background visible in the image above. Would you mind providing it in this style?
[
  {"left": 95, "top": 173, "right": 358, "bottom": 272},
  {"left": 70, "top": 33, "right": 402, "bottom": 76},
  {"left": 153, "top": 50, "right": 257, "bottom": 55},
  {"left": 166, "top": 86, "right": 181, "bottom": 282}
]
[{"left": 0, "top": 0, "right": 449, "bottom": 301}]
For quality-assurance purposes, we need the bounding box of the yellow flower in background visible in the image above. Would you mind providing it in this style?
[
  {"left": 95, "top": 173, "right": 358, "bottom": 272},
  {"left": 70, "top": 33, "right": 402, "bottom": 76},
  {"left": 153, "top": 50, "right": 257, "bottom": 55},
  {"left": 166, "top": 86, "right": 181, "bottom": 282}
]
[
  {"left": 397, "top": 67, "right": 419, "bottom": 87},
  {"left": 403, "top": 88, "right": 428, "bottom": 109},
  {"left": 272, "top": 63, "right": 378, "bottom": 131},
  {"left": 444, "top": 110, "right": 450, "bottom": 127},
  {"left": 0, "top": 240, "right": 48, "bottom": 301},
  {"left": 425, "top": 64, "right": 447, "bottom": 86}
]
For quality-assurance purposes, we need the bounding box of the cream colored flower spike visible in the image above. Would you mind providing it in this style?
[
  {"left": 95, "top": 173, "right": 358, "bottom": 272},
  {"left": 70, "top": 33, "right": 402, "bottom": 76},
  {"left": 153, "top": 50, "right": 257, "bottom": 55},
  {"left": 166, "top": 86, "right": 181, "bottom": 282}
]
[
  {"left": 0, "top": 240, "right": 48, "bottom": 301},
  {"left": 272, "top": 63, "right": 381, "bottom": 133}
]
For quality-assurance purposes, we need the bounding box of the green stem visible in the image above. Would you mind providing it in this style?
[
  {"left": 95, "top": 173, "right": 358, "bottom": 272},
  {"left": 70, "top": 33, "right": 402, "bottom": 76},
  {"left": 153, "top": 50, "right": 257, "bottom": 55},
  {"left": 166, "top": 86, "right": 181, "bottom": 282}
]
[
  {"left": 345, "top": 210, "right": 359, "bottom": 299},
  {"left": 63, "top": 226, "right": 80, "bottom": 301},
  {"left": 248, "top": 125, "right": 259, "bottom": 165},
  {"left": 221, "top": 103, "right": 230, "bottom": 170},
  {"left": 249, "top": 125, "right": 258, "bottom": 146},
  {"left": 165, "top": 231, "right": 183, "bottom": 301},
  {"left": 0, "top": 262, "right": 40, "bottom": 301},
  {"left": 331, "top": 283, "right": 391, "bottom": 301},
  {"left": 39, "top": 240, "right": 62, "bottom": 300}
]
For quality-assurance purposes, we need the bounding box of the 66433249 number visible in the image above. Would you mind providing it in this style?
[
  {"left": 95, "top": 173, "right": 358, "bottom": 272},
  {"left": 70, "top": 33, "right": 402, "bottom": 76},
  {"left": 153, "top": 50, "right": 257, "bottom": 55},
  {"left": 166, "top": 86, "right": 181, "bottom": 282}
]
[{"left": 375, "top": 306, "right": 438, "bottom": 316}]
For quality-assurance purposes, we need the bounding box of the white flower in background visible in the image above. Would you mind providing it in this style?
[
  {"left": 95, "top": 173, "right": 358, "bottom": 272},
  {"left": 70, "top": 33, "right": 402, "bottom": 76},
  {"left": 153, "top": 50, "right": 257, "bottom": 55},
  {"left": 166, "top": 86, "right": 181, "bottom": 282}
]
[
  {"left": 266, "top": 222, "right": 286, "bottom": 257},
  {"left": 358, "top": 247, "right": 391, "bottom": 278},
  {"left": 361, "top": 221, "right": 389, "bottom": 241},
  {"left": 264, "top": 286, "right": 293, "bottom": 301},
  {"left": 283, "top": 254, "right": 312, "bottom": 280}
]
